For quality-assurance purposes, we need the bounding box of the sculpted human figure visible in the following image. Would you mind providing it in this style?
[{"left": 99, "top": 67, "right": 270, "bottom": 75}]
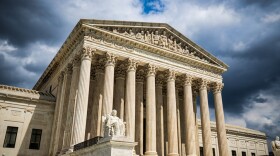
[
  {"left": 183, "top": 45, "right": 190, "bottom": 54},
  {"left": 103, "top": 110, "right": 126, "bottom": 137},
  {"left": 136, "top": 30, "right": 145, "bottom": 41},
  {"left": 272, "top": 136, "right": 280, "bottom": 156},
  {"left": 176, "top": 41, "right": 183, "bottom": 53},
  {"left": 145, "top": 31, "right": 152, "bottom": 43},
  {"left": 159, "top": 31, "right": 168, "bottom": 48},
  {"left": 168, "top": 35, "right": 174, "bottom": 50},
  {"left": 152, "top": 31, "right": 160, "bottom": 45}
]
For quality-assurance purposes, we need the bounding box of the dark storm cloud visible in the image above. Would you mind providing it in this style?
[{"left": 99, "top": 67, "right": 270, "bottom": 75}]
[{"left": 0, "top": 0, "right": 64, "bottom": 48}]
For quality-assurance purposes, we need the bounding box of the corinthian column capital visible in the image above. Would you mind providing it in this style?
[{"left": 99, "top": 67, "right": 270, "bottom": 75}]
[
  {"left": 105, "top": 52, "right": 116, "bottom": 67},
  {"left": 127, "top": 58, "right": 138, "bottom": 72},
  {"left": 212, "top": 82, "right": 224, "bottom": 94},
  {"left": 166, "top": 69, "right": 176, "bottom": 81},
  {"left": 146, "top": 64, "right": 158, "bottom": 77},
  {"left": 198, "top": 79, "right": 209, "bottom": 90},
  {"left": 184, "top": 74, "right": 193, "bottom": 86},
  {"left": 81, "top": 46, "right": 95, "bottom": 60}
]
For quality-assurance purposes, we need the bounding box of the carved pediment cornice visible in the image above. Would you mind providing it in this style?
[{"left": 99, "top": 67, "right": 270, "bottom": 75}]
[
  {"left": 33, "top": 19, "right": 228, "bottom": 91},
  {"left": 83, "top": 24, "right": 225, "bottom": 76},
  {"left": 81, "top": 20, "right": 228, "bottom": 69}
]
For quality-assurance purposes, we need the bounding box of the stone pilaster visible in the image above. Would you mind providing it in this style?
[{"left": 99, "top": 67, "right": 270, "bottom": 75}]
[
  {"left": 166, "top": 70, "right": 179, "bottom": 156},
  {"left": 135, "top": 68, "right": 145, "bottom": 155},
  {"left": 62, "top": 56, "right": 81, "bottom": 153},
  {"left": 156, "top": 74, "right": 165, "bottom": 156},
  {"left": 145, "top": 64, "right": 158, "bottom": 156},
  {"left": 56, "top": 64, "right": 73, "bottom": 153},
  {"left": 213, "top": 82, "right": 229, "bottom": 156},
  {"left": 102, "top": 53, "right": 116, "bottom": 116},
  {"left": 183, "top": 75, "right": 196, "bottom": 156},
  {"left": 176, "top": 88, "right": 182, "bottom": 156},
  {"left": 49, "top": 72, "right": 64, "bottom": 156},
  {"left": 70, "top": 47, "right": 94, "bottom": 148},
  {"left": 125, "top": 58, "right": 137, "bottom": 140},
  {"left": 199, "top": 79, "right": 213, "bottom": 156}
]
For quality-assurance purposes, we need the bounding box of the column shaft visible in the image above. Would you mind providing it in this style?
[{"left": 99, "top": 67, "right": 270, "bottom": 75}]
[
  {"left": 135, "top": 79, "right": 144, "bottom": 155},
  {"left": 90, "top": 65, "right": 104, "bottom": 137},
  {"left": 156, "top": 77, "right": 164, "bottom": 156},
  {"left": 145, "top": 64, "right": 158, "bottom": 156},
  {"left": 114, "top": 63, "right": 126, "bottom": 120},
  {"left": 176, "top": 89, "right": 182, "bottom": 156},
  {"left": 167, "top": 70, "right": 179, "bottom": 156},
  {"left": 102, "top": 53, "right": 116, "bottom": 116},
  {"left": 71, "top": 48, "right": 93, "bottom": 146},
  {"left": 213, "top": 83, "right": 229, "bottom": 156},
  {"left": 125, "top": 59, "right": 137, "bottom": 139},
  {"left": 199, "top": 79, "right": 213, "bottom": 156},
  {"left": 183, "top": 76, "right": 196, "bottom": 155}
]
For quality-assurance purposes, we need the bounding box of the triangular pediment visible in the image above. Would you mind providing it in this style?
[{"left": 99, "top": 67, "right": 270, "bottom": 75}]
[{"left": 81, "top": 19, "right": 228, "bottom": 70}]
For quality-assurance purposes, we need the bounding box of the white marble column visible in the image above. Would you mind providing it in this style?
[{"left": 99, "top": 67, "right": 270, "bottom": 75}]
[
  {"left": 135, "top": 68, "right": 145, "bottom": 155},
  {"left": 156, "top": 74, "right": 165, "bottom": 156},
  {"left": 192, "top": 89, "right": 200, "bottom": 156},
  {"left": 113, "top": 62, "right": 126, "bottom": 120},
  {"left": 49, "top": 72, "right": 64, "bottom": 156},
  {"left": 199, "top": 79, "right": 213, "bottom": 156},
  {"left": 62, "top": 57, "right": 80, "bottom": 153},
  {"left": 176, "top": 89, "right": 182, "bottom": 156},
  {"left": 125, "top": 59, "right": 137, "bottom": 139},
  {"left": 145, "top": 64, "right": 158, "bottom": 156},
  {"left": 102, "top": 53, "right": 116, "bottom": 116},
  {"left": 183, "top": 75, "right": 196, "bottom": 156},
  {"left": 70, "top": 47, "right": 93, "bottom": 147},
  {"left": 90, "top": 62, "right": 105, "bottom": 138},
  {"left": 166, "top": 70, "right": 179, "bottom": 156},
  {"left": 213, "top": 82, "right": 229, "bottom": 156}
]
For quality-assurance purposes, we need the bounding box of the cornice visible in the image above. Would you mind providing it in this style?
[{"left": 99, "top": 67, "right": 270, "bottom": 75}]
[{"left": 0, "top": 85, "right": 56, "bottom": 102}]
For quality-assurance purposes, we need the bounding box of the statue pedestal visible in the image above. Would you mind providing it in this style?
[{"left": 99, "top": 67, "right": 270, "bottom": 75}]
[{"left": 64, "top": 136, "right": 137, "bottom": 156}]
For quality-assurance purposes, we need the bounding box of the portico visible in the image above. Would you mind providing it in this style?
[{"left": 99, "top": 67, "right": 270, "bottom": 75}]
[{"left": 34, "top": 20, "right": 229, "bottom": 156}]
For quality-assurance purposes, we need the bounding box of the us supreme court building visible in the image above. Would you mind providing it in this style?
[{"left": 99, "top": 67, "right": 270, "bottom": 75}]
[{"left": 0, "top": 20, "right": 268, "bottom": 156}]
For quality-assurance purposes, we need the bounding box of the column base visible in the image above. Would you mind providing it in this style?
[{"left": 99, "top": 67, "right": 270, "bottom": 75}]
[{"left": 144, "top": 151, "right": 158, "bottom": 156}]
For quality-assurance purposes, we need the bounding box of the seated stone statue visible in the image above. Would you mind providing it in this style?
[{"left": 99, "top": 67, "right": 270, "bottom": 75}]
[
  {"left": 103, "top": 110, "right": 126, "bottom": 137},
  {"left": 272, "top": 136, "right": 280, "bottom": 156}
]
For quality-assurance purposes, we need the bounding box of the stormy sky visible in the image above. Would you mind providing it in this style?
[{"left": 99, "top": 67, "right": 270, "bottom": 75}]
[{"left": 0, "top": 0, "right": 279, "bottom": 150}]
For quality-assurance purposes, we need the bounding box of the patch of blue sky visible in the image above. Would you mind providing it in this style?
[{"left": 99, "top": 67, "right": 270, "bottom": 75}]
[{"left": 140, "top": 0, "right": 165, "bottom": 14}]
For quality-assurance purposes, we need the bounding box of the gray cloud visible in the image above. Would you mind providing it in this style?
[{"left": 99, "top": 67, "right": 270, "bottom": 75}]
[{"left": 0, "top": 0, "right": 279, "bottom": 150}]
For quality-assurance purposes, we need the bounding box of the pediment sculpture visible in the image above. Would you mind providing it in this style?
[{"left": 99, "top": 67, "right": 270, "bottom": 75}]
[
  {"left": 272, "top": 136, "right": 280, "bottom": 156},
  {"left": 103, "top": 110, "right": 126, "bottom": 137},
  {"left": 111, "top": 28, "right": 193, "bottom": 55}
]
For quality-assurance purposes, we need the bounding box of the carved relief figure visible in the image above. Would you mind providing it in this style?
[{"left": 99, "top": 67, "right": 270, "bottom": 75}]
[
  {"left": 103, "top": 110, "right": 126, "bottom": 137},
  {"left": 159, "top": 31, "right": 168, "bottom": 48},
  {"left": 168, "top": 36, "right": 175, "bottom": 50},
  {"left": 152, "top": 31, "right": 160, "bottom": 45},
  {"left": 136, "top": 31, "right": 145, "bottom": 41},
  {"left": 272, "top": 136, "right": 280, "bottom": 156},
  {"left": 183, "top": 45, "right": 190, "bottom": 54},
  {"left": 145, "top": 31, "right": 152, "bottom": 43}
]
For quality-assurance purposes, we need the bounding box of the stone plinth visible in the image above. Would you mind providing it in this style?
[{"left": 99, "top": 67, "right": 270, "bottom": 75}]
[{"left": 63, "top": 137, "right": 137, "bottom": 156}]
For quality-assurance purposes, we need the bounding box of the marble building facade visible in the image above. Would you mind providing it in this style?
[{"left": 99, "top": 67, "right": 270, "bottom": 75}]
[{"left": 0, "top": 20, "right": 268, "bottom": 156}]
